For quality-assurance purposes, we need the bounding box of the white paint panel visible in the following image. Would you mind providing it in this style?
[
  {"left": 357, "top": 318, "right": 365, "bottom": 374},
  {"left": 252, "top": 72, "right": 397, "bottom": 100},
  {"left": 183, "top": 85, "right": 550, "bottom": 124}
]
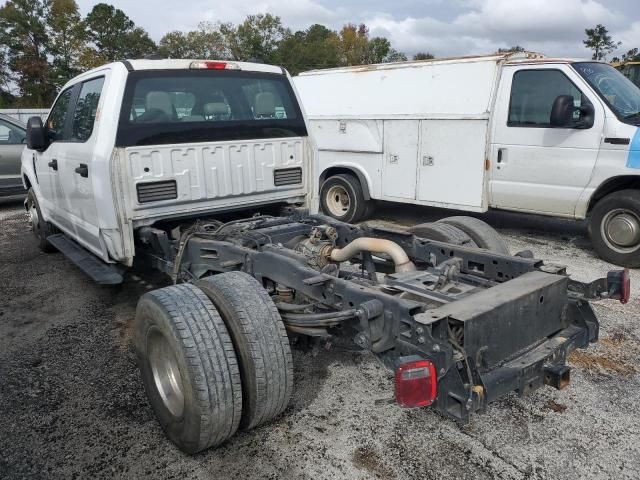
[
  {"left": 126, "top": 138, "right": 306, "bottom": 213},
  {"left": 310, "top": 119, "right": 383, "bottom": 153},
  {"left": 417, "top": 120, "right": 487, "bottom": 208},
  {"left": 295, "top": 58, "right": 500, "bottom": 118},
  {"left": 382, "top": 120, "right": 419, "bottom": 199}
]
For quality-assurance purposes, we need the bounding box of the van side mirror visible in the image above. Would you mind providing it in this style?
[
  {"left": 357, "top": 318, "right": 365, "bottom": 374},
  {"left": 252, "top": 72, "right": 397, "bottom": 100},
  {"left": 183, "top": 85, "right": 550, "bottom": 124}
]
[
  {"left": 550, "top": 95, "right": 574, "bottom": 127},
  {"left": 26, "top": 116, "right": 48, "bottom": 151},
  {"left": 575, "top": 103, "right": 595, "bottom": 129}
]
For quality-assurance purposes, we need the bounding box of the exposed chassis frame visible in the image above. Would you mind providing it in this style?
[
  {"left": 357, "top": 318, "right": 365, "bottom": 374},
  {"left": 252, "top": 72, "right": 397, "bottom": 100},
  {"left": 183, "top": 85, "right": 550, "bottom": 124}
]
[{"left": 137, "top": 213, "right": 601, "bottom": 423}]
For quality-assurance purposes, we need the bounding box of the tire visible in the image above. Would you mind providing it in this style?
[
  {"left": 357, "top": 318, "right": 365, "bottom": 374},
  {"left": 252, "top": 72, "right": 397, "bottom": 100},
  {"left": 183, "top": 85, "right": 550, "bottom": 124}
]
[
  {"left": 27, "top": 189, "right": 57, "bottom": 253},
  {"left": 320, "top": 173, "right": 369, "bottom": 223},
  {"left": 197, "top": 272, "right": 293, "bottom": 430},
  {"left": 437, "top": 216, "right": 510, "bottom": 255},
  {"left": 588, "top": 189, "right": 640, "bottom": 268},
  {"left": 135, "top": 283, "right": 243, "bottom": 453},
  {"left": 407, "top": 222, "right": 476, "bottom": 247}
]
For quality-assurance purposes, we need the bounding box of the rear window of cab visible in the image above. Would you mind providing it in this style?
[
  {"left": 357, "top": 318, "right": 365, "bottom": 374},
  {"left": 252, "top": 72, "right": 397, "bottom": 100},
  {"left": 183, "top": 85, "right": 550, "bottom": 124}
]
[{"left": 116, "top": 69, "right": 307, "bottom": 147}]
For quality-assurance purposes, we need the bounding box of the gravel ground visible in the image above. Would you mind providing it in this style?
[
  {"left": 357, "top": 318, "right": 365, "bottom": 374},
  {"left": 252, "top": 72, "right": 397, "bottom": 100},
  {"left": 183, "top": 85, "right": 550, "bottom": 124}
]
[{"left": 1, "top": 196, "right": 639, "bottom": 480}]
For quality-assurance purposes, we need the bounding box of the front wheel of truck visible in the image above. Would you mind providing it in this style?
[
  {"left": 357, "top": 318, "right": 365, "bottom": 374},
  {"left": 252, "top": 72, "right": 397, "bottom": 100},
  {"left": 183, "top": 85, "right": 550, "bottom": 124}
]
[
  {"left": 27, "top": 189, "right": 57, "bottom": 253},
  {"left": 589, "top": 189, "right": 640, "bottom": 268},
  {"left": 135, "top": 283, "right": 243, "bottom": 453}
]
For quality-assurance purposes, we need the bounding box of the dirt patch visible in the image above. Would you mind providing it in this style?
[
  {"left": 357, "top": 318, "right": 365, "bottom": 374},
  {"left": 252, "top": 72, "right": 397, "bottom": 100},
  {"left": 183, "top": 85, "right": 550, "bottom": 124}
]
[
  {"left": 544, "top": 400, "right": 567, "bottom": 413},
  {"left": 352, "top": 445, "right": 397, "bottom": 480},
  {"left": 568, "top": 350, "right": 637, "bottom": 376}
]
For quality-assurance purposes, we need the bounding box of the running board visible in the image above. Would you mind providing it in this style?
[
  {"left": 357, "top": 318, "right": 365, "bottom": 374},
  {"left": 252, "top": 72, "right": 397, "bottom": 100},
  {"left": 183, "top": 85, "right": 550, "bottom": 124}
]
[{"left": 47, "top": 234, "right": 125, "bottom": 284}]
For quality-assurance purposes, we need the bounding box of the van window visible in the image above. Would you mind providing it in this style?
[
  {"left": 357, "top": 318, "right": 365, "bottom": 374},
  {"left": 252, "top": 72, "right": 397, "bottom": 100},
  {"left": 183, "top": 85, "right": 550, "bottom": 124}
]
[
  {"left": 71, "top": 77, "right": 105, "bottom": 142},
  {"left": 47, "top": 88, "right": 74, "bottom": 141},
  {"left": 508, "top": 70, "right": 589, "bottom": 127},
  {"left": 116, "top": 70, "right": 307, "bottom": 147}
]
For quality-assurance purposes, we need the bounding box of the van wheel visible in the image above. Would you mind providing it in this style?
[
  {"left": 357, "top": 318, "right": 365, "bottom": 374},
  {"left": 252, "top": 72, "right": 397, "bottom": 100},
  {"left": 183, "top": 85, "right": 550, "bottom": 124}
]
[
  {"left": 320, "top": 173, "right": 369, "bottom": 223},
  {"left": 197, "top": 272, "right": 293, "bottom": 430},
  {"left": 589, "top": 190, "right": 640, "bottom": 268},
  {"left": 408, "top": 222, "right": 477, "bottom": 248},
  {"left": 135, "top": 283, "right": 243, "bottom": 453},
  {"left": 27, "top": 189, "right": 57, "bottom": 253},
  {"left": 437, "top": 216, "right": 510, "bottom": 255}
]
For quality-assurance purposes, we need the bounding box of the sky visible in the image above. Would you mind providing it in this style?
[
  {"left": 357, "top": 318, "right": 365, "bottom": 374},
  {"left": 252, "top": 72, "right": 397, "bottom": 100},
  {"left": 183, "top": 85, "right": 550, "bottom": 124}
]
[{"left": 75, "top": 0, "right": 640, "bottom": 59}]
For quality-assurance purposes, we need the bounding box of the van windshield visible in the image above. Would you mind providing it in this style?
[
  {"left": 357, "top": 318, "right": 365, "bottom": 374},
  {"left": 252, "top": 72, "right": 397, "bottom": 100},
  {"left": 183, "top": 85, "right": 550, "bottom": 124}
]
[
  {"left": 116, "top": 69, "right": 307, "bottom": 147},
  {"left": 573, "top": 62, "right": 640, "bottom": 124}
]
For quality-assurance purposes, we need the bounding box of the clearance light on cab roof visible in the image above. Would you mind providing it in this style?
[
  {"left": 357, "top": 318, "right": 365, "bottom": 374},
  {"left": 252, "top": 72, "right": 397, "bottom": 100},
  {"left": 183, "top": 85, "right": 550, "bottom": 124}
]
[{"left": 189, "top": 61, "right": 240, "bottom": 70}]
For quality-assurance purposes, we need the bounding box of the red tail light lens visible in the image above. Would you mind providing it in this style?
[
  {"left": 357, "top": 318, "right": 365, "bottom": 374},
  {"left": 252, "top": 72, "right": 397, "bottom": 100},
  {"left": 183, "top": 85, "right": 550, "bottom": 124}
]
[
  {"left": 621, "top": 269, "right": 630, "bottom": 304},
  {"left": 395, "top": 359, "right": 437, "bottom": 408}
]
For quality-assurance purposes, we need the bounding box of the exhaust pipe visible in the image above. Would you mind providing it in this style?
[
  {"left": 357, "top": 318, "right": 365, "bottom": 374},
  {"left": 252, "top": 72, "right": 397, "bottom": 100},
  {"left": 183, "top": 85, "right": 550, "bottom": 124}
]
[{"left": 330, "top": 238, "right": 416, "bottom": 273}]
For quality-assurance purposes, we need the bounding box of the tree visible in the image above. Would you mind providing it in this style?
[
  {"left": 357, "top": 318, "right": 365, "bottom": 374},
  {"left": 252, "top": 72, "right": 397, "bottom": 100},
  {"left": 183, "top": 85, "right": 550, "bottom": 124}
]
[
  {"left": 622, "top": 48, "right": 640, "bottom": 62},
  {"left": 0, "top": 0, "right": 54, "bottom": 106},
  {"left": 276, "top": 24, "right": 340, "bottom": 74},
  {"left": 413, "top": 52, "right": 434, "bottom": 60},
  {"left": 159, "top": 22, "right": 228, "bottom": 59},
  {"left": 497, "top": 46, "right": 525, "bottom": 54},
  {"left": 47, "top": 0, "right": 86, "bottom": 87},
  {"left": 222, "top": 14, "right": 287, "bottom": 63},
  {"left": 84, "top": 3, "right": 156, "bottom": 64},
  {"left": 583, "top": 24, "right": 620, "bottom": 61}
]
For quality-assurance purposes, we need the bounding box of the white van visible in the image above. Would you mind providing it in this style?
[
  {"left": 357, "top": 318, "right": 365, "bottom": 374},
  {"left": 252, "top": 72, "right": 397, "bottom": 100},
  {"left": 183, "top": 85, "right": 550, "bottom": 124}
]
[{"left": 294, "top": 53, "right": 640, "bottom": 267}]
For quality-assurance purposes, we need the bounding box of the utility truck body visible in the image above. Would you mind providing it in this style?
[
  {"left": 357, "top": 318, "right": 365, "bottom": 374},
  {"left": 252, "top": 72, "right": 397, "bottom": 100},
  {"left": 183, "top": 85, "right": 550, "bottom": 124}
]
[
  {"left": 20, "top": 59, "right": 628, "bottom": 454},
  {"left": 294, "top": 53, "right": 640, "bottom": 267}
]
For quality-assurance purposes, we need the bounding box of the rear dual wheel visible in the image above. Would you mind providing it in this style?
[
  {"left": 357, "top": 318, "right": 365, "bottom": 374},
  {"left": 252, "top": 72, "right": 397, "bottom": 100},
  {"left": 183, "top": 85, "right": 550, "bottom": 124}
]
[{"left": 135, "top": 273, "right": 292, "bottom": 453}]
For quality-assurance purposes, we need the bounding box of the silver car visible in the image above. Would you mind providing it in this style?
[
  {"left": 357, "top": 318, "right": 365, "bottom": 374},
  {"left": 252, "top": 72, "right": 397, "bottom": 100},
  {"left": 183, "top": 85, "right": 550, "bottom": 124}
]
[{"left": 0, "top": 113, "right": 27, "bottom": 196}]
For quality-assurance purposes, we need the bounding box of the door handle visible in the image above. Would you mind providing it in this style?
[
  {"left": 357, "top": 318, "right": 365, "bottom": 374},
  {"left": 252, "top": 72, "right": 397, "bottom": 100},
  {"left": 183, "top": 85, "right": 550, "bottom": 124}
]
[
  {"left": 497, "top": 148, "right": 504, "bottom": 163},
  {"left": 74, "top": 163, "right": 88, "bottom": 178},
  {"left": 48, "top": 159, "right": 58, "bottom": 171}
]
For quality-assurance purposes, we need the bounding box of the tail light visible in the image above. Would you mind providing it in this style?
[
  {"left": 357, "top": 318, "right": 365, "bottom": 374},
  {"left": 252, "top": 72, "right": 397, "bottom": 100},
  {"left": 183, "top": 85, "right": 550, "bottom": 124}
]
[
  {"left": 394, "top": 358, "right": 437, "bottom": 408},
  {"left": 189, "top": 61, "right": 240, "bottom": 70},
  {"left": 607, "top": 269, "right": 630, "bottom": 304}
]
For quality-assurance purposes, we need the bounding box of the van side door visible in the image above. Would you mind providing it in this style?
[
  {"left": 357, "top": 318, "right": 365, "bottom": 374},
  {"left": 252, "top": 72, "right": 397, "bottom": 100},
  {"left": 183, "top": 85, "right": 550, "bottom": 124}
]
[
  {"left": 490, "top": 65, "right": 604, "bottom": 216},
  {"left": 57, "top": 75, "right": 106, "bottom": 257}
]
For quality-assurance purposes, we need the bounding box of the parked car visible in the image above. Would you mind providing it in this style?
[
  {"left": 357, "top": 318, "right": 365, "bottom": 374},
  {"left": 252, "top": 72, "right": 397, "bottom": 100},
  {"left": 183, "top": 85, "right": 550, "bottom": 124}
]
[
  {"left": 0, "top": 113, "right": 27, "bottom": 196},
  {"left": 21, "top": 58, "right": 628, "bottom": 454},
  {"left": 294, "top": 52, "right": 640, "bottom": 267}
]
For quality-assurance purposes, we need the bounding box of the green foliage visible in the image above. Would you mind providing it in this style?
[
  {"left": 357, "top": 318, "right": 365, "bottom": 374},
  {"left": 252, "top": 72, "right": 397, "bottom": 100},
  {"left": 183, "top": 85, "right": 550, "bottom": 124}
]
[
  {"left": 159, "top": 22, "right": 228, "bottom": 59},
  {"left": 584, "top": 24, "right": 621, "bottom": 61},
  {"left": 48, "top": 0, "right": 86, "bottom": 87},
  {"left": 413, "top": 52, "right": 435, "bottom": 60},
  {"left": 497, "top": 46, "right": 526, "bottom": 54},
  {"left": 276, "top": 24, "right": 340, "bottom": 74},
  {"left": 84, "top": 3, "right": 156, "bottom": 64},
  {"left": 221, "top": 14, "right": 288, "bottom": 63}
]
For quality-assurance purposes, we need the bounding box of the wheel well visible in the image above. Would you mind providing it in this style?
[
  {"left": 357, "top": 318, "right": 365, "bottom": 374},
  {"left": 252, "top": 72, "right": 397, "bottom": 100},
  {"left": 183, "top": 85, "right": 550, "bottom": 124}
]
[
  {"left": 319, "top": 167, "right": 371, "bottom": 200},
  {"left": 588, "top": 176, "right": 640, "bottom": 212}
]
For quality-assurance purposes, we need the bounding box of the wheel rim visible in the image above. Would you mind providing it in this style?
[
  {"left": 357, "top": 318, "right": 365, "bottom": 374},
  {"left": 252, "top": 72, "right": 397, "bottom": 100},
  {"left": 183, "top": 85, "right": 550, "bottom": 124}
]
[
  {"left": 28, "top": 200, "right": 40, "bottom": 239},
  {"left": 147, "top": 327, "right": 185, "bottom": 417},
  {"left": 325, "top": 185, "right": 350, "bottom": 217},
  {"left": 601, "top": 208, "right": 640, "bottom": 254}
]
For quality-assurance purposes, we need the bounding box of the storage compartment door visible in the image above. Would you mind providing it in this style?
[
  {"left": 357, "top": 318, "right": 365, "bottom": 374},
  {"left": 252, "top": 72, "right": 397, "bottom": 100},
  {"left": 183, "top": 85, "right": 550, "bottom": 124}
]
[
  {"left": 417, "top": 120, "right": 487, "bottom": 208},
  {"left": 382, "top": 120, "right": 418, "bottom": 199}
]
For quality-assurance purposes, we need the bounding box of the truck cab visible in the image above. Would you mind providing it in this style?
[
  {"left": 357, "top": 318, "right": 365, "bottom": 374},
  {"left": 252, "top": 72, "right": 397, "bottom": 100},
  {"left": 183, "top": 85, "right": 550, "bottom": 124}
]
[
  {"left": 294, "top": 54, "right": 640, "bottom": 267},
  {"left": 22, "top": 59, "right": 316, "bottom": 266}
]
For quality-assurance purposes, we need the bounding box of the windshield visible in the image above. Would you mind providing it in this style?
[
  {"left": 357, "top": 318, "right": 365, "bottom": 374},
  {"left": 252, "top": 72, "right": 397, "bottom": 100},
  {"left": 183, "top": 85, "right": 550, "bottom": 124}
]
[
  {"left": 573, "top": 62, "right": 640, "bottom": 124},
  {"left": 116, "top": 70, "right": 307, "bottom": 147}
]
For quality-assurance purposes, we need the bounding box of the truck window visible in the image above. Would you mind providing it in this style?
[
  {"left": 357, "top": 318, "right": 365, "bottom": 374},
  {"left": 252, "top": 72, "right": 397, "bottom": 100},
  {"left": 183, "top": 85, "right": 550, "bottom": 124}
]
[
  {"left": 47, "top": 88, "right": 74, "bottom": 141},
  {"left": 508, "top": 70, "right": 588, "bottom": 127},
  {"left": 71, "top": 77, "right": 105, "bottom": 142},
  {"left": 116, "top": 70, "right": 307, "bottom": 147}
]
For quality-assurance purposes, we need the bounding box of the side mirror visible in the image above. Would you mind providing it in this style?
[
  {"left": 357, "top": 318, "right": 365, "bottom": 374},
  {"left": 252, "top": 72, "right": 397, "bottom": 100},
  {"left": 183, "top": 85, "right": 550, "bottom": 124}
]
[
  {"left": 550, "top": 95, "right": 574, "bottom": 127},
  {"left": 575, "top": 103, "right": 595, "bottom": 129},
  {"left": 26, "top": 116, "right": 48, "bottom": 151}
]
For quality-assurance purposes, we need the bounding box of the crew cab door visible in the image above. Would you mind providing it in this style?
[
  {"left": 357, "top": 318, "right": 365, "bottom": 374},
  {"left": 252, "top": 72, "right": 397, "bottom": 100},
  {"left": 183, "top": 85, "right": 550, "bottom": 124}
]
[
  {"left": 56, "top": 75, "right": 106, "bottom": 255},
  {"left": 490, "top": 65, "right": 603, "bottom": 216}
]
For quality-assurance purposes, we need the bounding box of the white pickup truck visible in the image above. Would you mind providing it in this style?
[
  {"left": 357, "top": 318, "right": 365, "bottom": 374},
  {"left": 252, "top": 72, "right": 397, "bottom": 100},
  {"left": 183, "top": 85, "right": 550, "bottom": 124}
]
[
  {"left": 21, "top": 59, "right": 628, "bottom": 454},
  {"left": 294, "top": 53, "right": 640, "bottom": 268}
]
